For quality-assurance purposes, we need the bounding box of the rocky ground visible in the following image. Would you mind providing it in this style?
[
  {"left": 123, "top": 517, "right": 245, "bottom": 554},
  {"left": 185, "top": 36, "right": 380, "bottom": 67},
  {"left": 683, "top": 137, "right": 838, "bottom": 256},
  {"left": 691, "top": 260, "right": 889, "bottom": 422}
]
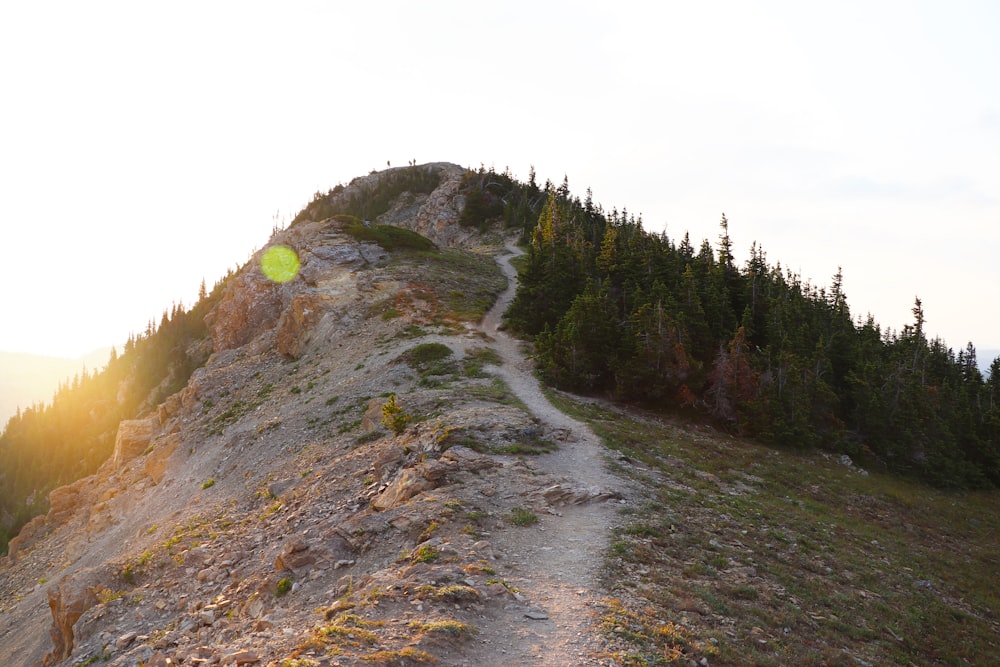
[{"left": 0, "top": 166, "right": 635, "bottom": 667}]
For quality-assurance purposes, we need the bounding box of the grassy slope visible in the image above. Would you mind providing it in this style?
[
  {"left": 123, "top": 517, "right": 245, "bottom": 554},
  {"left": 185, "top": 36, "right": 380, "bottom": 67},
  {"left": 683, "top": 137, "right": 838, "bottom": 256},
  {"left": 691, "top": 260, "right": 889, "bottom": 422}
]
[{"left": 547, "top": 392, "right": 1000, "bottom": 667}]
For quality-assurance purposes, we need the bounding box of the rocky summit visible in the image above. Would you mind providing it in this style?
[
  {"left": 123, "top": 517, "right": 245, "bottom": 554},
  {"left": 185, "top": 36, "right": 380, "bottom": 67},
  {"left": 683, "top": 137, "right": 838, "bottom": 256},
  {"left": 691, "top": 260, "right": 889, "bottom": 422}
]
[{"left": 0, "top": 163, "right": 630, "bottom": 666}]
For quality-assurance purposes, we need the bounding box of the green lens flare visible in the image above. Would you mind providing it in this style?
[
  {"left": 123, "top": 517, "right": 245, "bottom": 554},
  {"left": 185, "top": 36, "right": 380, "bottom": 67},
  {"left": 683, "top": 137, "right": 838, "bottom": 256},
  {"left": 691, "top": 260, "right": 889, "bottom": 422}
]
[{"left": 261, "top": 245, "right": 300, "bottom": 283}]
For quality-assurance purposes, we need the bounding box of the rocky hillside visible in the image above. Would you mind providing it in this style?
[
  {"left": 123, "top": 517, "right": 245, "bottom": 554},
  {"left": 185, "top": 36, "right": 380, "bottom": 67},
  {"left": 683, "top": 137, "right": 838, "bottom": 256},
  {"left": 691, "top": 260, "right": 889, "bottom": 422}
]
[
  {"left": 0, "top": 164, "right": 634, "bottom": 667},
  {"left": 6, "top": 163, "right": 994, "bottom": 667}
]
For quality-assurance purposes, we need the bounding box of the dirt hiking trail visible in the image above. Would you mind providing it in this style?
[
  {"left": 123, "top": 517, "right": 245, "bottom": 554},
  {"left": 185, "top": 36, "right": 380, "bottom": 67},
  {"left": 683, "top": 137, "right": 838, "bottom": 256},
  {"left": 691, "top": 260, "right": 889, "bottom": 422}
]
[{"left": 455, "top": 242, "right": 626, "bottom": 666}]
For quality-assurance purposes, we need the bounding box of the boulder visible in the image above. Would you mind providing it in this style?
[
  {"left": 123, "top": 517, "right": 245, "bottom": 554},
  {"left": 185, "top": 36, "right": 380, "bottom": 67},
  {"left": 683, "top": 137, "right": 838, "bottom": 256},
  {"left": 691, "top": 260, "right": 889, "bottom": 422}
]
[
  {"left": 372, "top": 446, "right": 405, "bottom": 481},
  {"left": 223, "top": 650, "right": 261, "bottom": 666},
  {"left": 274, "top": 533, "right": 354, "bottom": 577},
  {"left": 274, "top": 536, "right": 314, "bottom": 575},
  {"left": 111, "top": 416, "right": 161, "bottom": 470}
]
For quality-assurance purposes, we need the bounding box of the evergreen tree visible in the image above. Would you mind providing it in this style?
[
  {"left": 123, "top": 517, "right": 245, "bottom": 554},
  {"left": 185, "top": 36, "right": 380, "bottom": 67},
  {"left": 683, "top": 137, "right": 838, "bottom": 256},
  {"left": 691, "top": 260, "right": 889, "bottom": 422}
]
[
  {"left": 504, "top": 190, "right": 588, "bottom": 335},
  {"left": 535, "top": 280, "right": 620, "bottom": 392}
]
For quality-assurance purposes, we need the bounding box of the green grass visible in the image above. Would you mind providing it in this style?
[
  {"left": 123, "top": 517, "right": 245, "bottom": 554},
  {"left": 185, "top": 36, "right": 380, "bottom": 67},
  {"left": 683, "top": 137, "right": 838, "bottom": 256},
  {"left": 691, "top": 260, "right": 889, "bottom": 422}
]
[
  {"left": 342, "top": 220, "right": 437, "bottom": 252},
  {"left": 547, "top": 391, "right": 1000, "bottom": 666},
  {"left": 403, "top": 343, "right": 453, "bottom": 370},
  {"left": 411, "top": 544, "right": 440, "bottom": 563},
  {"left": 492, "top": 436, "right": 557, "bottom": 455},
  {"left": 509, "top": 507, "right": 539, "bottom": 527},
  {"left": 433, "top": 585, "right": 479, "bottom": 602},
  {"left": 433, "top": 250, "right": 506, "bottom": 322},
  {"left": 464, "top": 377, "right": 528, "bottom": 411},
  {"left": 463, "top": 346, "right": 501, "bottom": 377}
]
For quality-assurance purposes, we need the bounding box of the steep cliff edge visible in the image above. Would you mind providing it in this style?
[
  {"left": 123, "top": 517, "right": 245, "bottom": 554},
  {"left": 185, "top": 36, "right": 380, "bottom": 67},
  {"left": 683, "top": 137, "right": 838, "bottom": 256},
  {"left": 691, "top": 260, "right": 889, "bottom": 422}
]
[{"left": 0, "top": 164, "right": 629, "bottom": 666}]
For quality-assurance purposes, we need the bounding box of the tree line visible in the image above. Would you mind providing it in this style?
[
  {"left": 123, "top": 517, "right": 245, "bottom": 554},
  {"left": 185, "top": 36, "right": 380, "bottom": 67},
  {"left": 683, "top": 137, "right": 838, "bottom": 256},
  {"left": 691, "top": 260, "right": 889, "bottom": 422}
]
[
  {"left": 0, "top": 274, "right": 231, "bottom": 554},
  {"left": 477, "top": 174, "right": 999, "bottom": 489}
]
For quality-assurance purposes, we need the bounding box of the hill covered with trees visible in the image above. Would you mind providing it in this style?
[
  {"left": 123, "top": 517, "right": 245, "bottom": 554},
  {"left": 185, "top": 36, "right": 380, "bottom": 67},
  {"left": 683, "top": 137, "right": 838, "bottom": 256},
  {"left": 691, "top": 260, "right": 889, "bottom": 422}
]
[{"left": 455, "top": 169, "right": 998, "bottom": 489}]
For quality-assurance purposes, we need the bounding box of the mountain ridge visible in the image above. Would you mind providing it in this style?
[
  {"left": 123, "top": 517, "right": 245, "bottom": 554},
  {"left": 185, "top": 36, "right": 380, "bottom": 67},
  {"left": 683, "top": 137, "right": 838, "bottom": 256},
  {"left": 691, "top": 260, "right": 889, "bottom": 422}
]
[
  {"left": 0, "top": 163, "right": 996, "bottom": 666},
  {"left": 0, "top": 164, "right": 635, "bottom": 666}
]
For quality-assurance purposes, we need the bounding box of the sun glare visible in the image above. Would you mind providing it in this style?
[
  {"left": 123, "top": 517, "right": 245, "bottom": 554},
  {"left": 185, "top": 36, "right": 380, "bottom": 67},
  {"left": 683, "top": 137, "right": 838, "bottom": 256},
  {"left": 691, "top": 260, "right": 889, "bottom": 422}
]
[{"left": 260, "top": 245, "right": 300, "bottom": 283}]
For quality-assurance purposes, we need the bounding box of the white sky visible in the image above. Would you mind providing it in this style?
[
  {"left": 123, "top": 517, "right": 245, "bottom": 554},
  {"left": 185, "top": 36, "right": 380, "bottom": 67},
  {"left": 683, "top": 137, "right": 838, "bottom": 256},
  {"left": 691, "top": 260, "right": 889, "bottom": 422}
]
[{"left": 1, "top": 0, "right": 997, "bottom": 359}]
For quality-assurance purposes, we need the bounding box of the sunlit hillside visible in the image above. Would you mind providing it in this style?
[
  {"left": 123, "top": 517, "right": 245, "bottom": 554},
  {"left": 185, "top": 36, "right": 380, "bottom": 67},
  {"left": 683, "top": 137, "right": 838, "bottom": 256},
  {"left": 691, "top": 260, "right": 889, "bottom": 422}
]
[{"left": 0, "top": 349, "right": 111, "bottom": 426}]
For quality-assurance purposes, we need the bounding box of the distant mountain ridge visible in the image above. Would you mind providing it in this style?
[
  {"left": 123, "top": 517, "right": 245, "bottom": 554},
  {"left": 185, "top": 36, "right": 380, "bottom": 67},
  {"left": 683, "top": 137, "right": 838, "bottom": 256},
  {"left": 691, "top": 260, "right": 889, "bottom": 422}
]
[{"left": 0, "top": 349, "right": 111, "bottom": 426}]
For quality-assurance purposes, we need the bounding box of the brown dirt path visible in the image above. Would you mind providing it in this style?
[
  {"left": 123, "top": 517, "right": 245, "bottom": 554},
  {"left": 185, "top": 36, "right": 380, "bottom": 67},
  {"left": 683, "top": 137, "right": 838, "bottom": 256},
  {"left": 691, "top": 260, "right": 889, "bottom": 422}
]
[{"left": 453, "top": 242, "right": 626, "bottom": 666}]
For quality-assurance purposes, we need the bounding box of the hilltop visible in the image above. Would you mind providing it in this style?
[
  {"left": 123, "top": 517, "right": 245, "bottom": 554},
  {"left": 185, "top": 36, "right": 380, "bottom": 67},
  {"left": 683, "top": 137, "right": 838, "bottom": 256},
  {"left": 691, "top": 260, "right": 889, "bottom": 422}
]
[
  {"left": 0, "top": 164, "right": 631, "bottom": 666},
  {"left": 0, "top": 163, "right": 996, "bottom": 666}
]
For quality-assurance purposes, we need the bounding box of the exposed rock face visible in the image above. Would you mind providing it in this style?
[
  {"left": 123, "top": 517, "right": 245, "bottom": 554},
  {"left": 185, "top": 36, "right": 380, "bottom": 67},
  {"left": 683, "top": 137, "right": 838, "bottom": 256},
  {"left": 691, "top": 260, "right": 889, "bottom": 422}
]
[
  {"left": 43, "top": 569, "right": 103, "bottom": 666},
  {"left": 141, "top": 434, "right": 181, "bottom": 485},
  {"left": 276, "top": 293, "right": 335, "bottom": 360},
  {"left": 440, "top": 445, "right": 497, "bottom": 473},
  {"left": 207, "top": 271, "right": 285, "bottom": 352},
  {"left": 5, "top": 514, "right": 47, "bottom": 562},
  {"left": 372, "top": 458, "right": 450, "bottom": 511},
  {"left": 46, "top": 480, "right": 85, "bottom": 526},
  {"left": 111, "top": 416, "right": 161, "bottom": 470},
  {"left": 376, "top": 164, "right": 480, "bottom": 247},
  {"left": 156, "top": 390, "right": 184, "bottom": 424}
]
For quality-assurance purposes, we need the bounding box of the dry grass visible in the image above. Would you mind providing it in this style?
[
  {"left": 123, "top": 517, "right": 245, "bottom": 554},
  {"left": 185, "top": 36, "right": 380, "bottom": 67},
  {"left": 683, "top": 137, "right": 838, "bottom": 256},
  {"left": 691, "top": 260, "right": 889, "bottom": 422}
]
[
  {"left": 548, "top": 392, "right": 1000, "bottom": 666},
  {"left": 388, "top": 248, "right": 506, "bottom": 324}
]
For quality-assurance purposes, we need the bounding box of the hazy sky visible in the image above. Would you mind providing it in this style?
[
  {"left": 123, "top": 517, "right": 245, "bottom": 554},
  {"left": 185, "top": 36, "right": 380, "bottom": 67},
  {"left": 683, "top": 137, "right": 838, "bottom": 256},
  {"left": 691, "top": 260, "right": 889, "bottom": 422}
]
[{"left": 1, "top": 1, "right": 997, "bottom": 360}]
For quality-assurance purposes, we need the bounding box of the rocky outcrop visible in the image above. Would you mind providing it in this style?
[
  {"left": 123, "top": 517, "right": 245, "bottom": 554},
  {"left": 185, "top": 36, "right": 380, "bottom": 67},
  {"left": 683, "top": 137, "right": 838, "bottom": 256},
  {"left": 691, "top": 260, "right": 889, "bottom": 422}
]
[
  {"left": 43, "top": 569, "right": 104, "bottom": 666},
  {"left": 111, "top": 416, "right": 161, "bottom": 470},
  {"left": 275, "top": 293, "right": 335, "bottom": 360},
  {"left": 46, "top": 479, "right": 87, "bottom": 525},
  {"left": 4, "top": 514, "right": 47, "bottom": 562},
  {"left": 440, "top": 445, "right": 497, "bottom": 473},
  {"left": 376, "top": 164, "right": 482, "bottom": 247},
  {"left": 298, "top": 242, "right": 379, "bottom": 285},
  {"left": 157, "top": 390, "right": 184, "bottom": 424},
  {"left": 274, "top": 533, "right": 355, "bottom": 577},
  {"left": 142, "top": 433, "right": 181, "bottom": 485},
  {"left": 372, "top": 459, "right": 450, "bottom": 511},
  {"left": 207, "top": 270, "right": 285, "bottom": 352}
]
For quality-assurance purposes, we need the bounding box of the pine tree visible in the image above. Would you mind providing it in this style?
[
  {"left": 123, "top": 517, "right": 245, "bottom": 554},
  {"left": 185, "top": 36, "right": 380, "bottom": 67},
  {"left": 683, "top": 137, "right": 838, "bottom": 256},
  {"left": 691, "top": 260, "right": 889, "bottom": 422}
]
[
  {"left": 381, "top": 394, "right": 411, "bottom": 436},
  {"left": 535, "top": 280, "right": 620, "bottom": 392}
]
